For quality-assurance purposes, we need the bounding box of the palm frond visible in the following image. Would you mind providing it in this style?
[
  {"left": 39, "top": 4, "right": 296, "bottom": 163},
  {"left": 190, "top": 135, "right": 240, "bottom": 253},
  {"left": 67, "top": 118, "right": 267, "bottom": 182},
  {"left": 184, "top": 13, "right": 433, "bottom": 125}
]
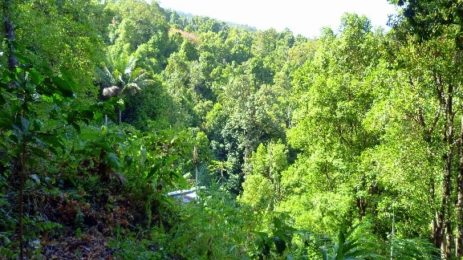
[
  {"left": 104, "top": 66, "right": 116, "bottom": 85},
  {"left": 121, "top": 82, "right": 142, "bottom": 95},
  {"left": 391, "top": 238, "right": 438, "bottom": 259},
  {"left": 132, "top": 71, "right": 148, "bottom": 83},
  {"left": 118, "top": 75, "right": 126, "bottom": 85},
  {"left": 322, "top": 222, "right": 384, "bottom": 260},
  {"left": 124, "top": 56, "right": 138, "bottom": 76},
  {"left": 96, "top": 65, "right": 117, "bottom": 88}
]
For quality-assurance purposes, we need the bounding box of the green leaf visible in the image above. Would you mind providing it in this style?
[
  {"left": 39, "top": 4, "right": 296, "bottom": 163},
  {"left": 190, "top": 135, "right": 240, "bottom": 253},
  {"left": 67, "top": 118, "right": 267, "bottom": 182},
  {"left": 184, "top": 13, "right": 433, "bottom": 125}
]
[
  {"left": 20, "top": 117, "right": 30, "bottom": 132},
  {"left": 51, "top": 76, "right": 74, "bottom": 97},
  {"left": 29, "top": 69, "right": 44, "bottom": 85},
  {"left": 106, "top": 152, "right": 121, "bottom": 170}
]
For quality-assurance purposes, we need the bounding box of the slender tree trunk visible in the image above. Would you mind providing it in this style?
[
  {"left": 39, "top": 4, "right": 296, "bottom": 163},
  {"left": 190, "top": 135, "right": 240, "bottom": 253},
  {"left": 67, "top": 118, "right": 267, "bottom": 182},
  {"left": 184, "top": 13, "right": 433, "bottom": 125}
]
[
  {"left": 439, "top": 83, "right": 454, "bottom": 259},
  {"left": 390, "top": 205, "right": 395, "bottom": 260},
  {"left": 4, "top": 2, "right": 24, "bottom": 258},
  {"left": 193, "top": 146, "right": 199, "bottom": 188},
  {"left": 430, "top": 166, "right": 439, "bottom": 247},
  {"left": 3, "top": 0, "right": 17, "bottom": 71},
  {"left": 434, "top": 211, "right": 443, "bottom": 250},
  {"left": 118, "top": 107, "right": 122, "bottom": 124},
  {"left": 455, "top": 48, "right": 463, "bottom": 259},
  {"left": 456, "top": 116, "right": 463, "bottom": 257},
  {"left": 356, "top": 175, "right": 367, "bottom": 219},
  {"left": 18, "top": 144, "right": 26, "bottom": 260},
  {"left": 417, "top": 107, "right": 440, "bottom": 249}
]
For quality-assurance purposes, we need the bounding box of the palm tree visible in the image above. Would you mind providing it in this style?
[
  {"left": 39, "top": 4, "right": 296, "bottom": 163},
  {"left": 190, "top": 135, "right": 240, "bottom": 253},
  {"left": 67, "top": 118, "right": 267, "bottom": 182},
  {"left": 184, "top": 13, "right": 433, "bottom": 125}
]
[{"left": 97, "top": 54, "right": 153, "bottom": 124}]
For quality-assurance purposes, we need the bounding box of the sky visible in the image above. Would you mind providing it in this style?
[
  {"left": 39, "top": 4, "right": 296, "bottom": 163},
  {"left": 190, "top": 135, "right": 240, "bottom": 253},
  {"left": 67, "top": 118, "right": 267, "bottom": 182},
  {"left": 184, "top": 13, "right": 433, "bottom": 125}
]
[{"left": 157, "top": 0, "right": 397, "bottom": 38}]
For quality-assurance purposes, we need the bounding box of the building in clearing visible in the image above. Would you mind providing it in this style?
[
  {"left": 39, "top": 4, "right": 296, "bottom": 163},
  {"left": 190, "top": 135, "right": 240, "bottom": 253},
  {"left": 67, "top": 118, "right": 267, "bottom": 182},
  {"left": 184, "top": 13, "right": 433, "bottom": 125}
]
[{"left": 167, "top": 187, "right": 201, "bottom": 203}]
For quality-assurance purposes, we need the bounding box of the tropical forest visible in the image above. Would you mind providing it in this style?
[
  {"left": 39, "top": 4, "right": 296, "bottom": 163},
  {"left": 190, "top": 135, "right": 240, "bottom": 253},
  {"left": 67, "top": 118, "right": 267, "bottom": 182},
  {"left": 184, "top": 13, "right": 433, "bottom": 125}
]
[{"left": 2, "top": 0, "right": 463, "bottom": 259}]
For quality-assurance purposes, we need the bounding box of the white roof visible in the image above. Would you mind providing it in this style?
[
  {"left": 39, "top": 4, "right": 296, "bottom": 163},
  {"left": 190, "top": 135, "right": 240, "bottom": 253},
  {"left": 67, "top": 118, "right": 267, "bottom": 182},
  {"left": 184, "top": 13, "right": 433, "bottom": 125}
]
[{"left": 168, "top": 187, "right": 203, "bottom": 203}]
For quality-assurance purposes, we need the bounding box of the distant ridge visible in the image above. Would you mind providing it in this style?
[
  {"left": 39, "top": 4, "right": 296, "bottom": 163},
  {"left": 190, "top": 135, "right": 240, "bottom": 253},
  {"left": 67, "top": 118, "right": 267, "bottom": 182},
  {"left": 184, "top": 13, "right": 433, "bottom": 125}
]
[{"left": 165, "top": 8, "right": 258, "bottom": 32}]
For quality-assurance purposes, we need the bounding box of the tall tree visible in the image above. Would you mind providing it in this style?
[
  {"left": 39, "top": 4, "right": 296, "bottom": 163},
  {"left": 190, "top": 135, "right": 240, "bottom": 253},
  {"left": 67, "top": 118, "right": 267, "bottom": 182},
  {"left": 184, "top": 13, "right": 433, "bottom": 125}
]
[
  {"left": 97, "top": 55, "right": 152, "bottom": 124},
  {"left": 390, "top": 1, "right": 463, "bottom": 257}
]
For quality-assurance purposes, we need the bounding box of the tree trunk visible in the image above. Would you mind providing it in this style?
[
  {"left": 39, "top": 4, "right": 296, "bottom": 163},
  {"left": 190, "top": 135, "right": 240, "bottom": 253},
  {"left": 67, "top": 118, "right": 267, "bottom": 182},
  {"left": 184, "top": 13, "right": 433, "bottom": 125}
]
[
  {"left": 118, "top": 107, "right": 122, "bottom": 124},
  {"left": 17, "top": 144, "right": 26, "bottom": 260},
  {"left": 4, "top": 2, "right": 24, "bottom": 258},
  {"left": 3, "top": 0, "right": 18, "bottom": 71},
  {"left": 433, "top": 212, "right": 443, "bottom": 250},
  {"left": 438, "top": 83, "right": 454, "bottom": 259},
  {"left": 440, "top": 150, "right": 453, "bottom": 259},
  {"left": 456, "top": 116, "right": 463, "bottom": 257}
]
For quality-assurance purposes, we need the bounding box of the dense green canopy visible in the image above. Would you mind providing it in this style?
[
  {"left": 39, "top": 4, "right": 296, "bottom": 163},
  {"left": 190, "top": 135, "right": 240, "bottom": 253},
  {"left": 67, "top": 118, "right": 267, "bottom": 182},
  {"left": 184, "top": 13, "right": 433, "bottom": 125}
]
[{"left": 1, "top": 0, "right": 462, "bottom": 258}]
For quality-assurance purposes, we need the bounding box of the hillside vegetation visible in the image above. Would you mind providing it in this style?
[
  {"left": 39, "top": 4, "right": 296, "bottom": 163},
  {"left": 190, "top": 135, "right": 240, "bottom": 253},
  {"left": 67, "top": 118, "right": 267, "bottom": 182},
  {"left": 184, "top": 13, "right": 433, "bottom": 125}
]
[{"left": 1, "top": 0, "right": 462, "bottom": 259}]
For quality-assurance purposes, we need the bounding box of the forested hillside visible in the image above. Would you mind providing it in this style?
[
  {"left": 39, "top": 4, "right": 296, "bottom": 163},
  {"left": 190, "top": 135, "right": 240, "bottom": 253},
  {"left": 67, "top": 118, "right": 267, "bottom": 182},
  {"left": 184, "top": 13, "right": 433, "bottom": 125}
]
[{"left": 1, "top": 0, "right": 463, "bottom": 258}]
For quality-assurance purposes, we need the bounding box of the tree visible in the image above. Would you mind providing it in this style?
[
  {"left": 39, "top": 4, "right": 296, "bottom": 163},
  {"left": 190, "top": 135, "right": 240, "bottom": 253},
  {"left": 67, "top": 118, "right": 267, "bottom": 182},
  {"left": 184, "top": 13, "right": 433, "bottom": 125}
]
[
  {"left": 106, "top": 0, "right": 169, "bottom": 54},
  {"left": 388, "top": 1, "right": 463, "bottom": 257},
  {"left": 240, "top": 141, "right": 288, "bottom": 210},
  {"left": 13, "top": 0, "right": 106, "bottom": 92},
  {"left": 285, "top": 13, "right": 381, "bottom": 226},
  {"left": 97, "top": 55, "right": 152, "bottom": 124}
]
